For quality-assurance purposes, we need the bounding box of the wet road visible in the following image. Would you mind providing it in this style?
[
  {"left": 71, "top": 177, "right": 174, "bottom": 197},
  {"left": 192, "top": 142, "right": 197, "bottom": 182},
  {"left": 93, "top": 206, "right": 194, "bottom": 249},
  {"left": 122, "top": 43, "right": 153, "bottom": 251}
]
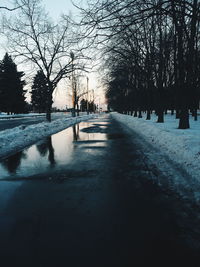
[{"left": 0, "top": 115, "right": 200, "bottom": 266}]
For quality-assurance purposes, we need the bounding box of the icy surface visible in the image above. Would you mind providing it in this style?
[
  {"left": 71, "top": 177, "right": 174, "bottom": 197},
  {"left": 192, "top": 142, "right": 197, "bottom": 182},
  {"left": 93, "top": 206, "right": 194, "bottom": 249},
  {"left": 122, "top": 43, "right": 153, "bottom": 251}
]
[
  {"left": 112, "top": 112, "right": 200, "bottom": 201},
  {"left": 0, "top": 114, "right": 97, "bottom": 159}
]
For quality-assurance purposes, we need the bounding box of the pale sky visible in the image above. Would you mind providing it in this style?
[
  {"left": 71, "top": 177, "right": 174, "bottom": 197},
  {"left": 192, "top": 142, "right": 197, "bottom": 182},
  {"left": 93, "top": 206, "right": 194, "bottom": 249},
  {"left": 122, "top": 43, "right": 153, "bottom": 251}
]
[
  {"left": 0, "top": 0, "right": 105, "bottom": 109},
  {"left": 42, "top": 0, "right": 94, "bottom": 109},
  {"left": 43, "top": 0, "right": 80, "bottom": 19}
]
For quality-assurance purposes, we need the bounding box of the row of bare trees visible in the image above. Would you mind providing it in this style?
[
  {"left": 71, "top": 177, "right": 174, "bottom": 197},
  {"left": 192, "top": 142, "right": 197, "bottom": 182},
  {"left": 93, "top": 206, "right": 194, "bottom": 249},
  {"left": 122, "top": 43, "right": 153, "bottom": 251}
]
[{"left": 78, "top": 0, "right": 200, "bottom": 129}]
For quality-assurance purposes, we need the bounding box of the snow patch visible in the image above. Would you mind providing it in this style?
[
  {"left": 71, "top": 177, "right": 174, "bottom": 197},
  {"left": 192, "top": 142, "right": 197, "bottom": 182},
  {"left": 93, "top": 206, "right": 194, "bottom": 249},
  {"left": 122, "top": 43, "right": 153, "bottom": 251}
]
[{"left": 112, "top": 112, "right": 200, "bottom": 183}]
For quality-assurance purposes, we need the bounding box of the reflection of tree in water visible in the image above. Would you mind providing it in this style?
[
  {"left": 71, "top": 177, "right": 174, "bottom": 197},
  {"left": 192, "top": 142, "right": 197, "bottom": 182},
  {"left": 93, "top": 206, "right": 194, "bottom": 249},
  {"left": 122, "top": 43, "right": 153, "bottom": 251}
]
[
  {"left": 1, "top": 151, "right": 26, "bottom": 174},
  {"left": 36, "top": 140, "right": 49, "bottom": 157},
  {"left": 47, "top": 137, "right": 55, "bottom": 167},
  {"left": 73, "top": 124, "right": 80, "bottom": 141},
  {"left": 36, "top": 137, "right": 56, "bottom": 167}
]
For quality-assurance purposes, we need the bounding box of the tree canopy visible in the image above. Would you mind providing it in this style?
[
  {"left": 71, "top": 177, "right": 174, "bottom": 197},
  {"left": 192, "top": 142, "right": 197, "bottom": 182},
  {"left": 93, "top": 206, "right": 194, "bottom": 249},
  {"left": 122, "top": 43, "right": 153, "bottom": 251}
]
[{"left": 78, "top": 0, "right": 200, "bottom": 128}]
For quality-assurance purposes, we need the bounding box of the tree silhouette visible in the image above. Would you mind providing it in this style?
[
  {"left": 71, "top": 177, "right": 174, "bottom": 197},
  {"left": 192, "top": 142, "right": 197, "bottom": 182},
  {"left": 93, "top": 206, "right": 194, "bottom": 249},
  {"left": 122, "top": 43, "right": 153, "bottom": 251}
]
[
  {"left": 1, "top": 151, "right": 25, "bottom": 174},
  {"left": 31, "top": 70, "right": 48, "bottom": 113},
  {"left": 79, "top": 0, "right": 200, "bottom": 129},
  {"left": 0, "top": 53, "right": 26, "bottom": 114}
]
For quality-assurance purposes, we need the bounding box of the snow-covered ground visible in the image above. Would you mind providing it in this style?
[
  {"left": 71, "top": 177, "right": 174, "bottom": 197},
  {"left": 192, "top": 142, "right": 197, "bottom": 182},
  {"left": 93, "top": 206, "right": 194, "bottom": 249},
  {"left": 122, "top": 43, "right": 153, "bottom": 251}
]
[
  {"left": 112, "top": 112, "right": 200, "bottom": 202},
  {"left": 0, "top": 112, "right": 73, "bottom": 120},
  {"left": 0, "top": 114, "right": 97, "bottom": 159},
  {"left": 0, "top": 112, "right": 45, "bottom": 119}
]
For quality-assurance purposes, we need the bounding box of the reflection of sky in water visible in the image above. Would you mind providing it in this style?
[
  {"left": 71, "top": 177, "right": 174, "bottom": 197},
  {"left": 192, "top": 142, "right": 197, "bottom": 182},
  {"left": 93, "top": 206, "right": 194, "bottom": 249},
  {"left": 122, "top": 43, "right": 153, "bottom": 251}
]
[{"left": 0, "top": 121, "right": 108, "bottom": 179}]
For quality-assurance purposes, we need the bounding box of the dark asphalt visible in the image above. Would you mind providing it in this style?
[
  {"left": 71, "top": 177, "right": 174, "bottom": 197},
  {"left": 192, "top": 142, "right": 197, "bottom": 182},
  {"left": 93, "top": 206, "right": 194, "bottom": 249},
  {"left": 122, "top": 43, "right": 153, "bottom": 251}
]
[{"left": 0, "top": 115, "right": 200, "bottom": 267}]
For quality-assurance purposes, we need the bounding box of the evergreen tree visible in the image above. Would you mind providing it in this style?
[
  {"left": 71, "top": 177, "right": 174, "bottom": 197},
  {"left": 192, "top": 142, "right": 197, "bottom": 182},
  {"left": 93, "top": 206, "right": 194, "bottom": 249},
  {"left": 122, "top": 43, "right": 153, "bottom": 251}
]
[
  {"left": 31, "top": 71, "right": 48, "bottom": 113},
  {"left": 0, "top": 53, "right": 26, "bottom": 114},
  {"left": 80, "top": 99, "right": 87, "bottom": 112}
]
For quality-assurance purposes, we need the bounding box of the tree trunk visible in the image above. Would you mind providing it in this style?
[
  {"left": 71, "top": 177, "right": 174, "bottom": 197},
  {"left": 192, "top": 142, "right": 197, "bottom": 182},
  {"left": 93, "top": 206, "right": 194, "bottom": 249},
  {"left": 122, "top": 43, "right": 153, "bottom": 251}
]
[
  {"left": 76, "top": 103, "right": 79, "bottom": 116},
  {"left": 72, "top": 99, "right": 76, "bottom": 117},
  {"left": 176, "top": 110, "right": 180, "bottom": 119},
  {"left": 138, "top": 110, "right": 142, "bottom": 118},
  {"left": 146, "top": 110, "right": 151, "bottom": 120},
  {"left": 193, "top": 109, "right": 197, "bottom": 121},
  {"left": 46, "top": 92, "right": 53, "bottom": 122},
  {"left": 178, "top": 108, "right": 190, "bottom": 129},
  {"left": 157, "top": 109, "right": 164, "bottom": 123},
  {"left": 46, "top": 106, "right": 51, "bottom": 122}
]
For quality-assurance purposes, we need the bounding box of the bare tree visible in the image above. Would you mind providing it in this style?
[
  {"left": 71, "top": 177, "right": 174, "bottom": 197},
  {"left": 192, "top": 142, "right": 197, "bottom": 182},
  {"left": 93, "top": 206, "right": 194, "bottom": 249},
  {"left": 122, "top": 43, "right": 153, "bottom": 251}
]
[{"left": 2, "top": 0, "right": 81, "bottom": 121}]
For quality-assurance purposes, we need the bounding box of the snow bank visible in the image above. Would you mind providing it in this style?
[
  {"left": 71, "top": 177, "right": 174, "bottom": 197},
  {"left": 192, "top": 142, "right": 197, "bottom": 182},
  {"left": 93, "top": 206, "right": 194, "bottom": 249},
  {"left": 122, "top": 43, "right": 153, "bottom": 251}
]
[
  {"left": 0, "top": 114, "right": 97, "bottom": 159},
  {"left": 0, "top": 113, "right": 45, "bottom": 119},
  {"left": 112, "top": 112, "right": 200, "bottom": 181},
  {"left": 0, "top": 112, "right": 73, "bottom": 120}
]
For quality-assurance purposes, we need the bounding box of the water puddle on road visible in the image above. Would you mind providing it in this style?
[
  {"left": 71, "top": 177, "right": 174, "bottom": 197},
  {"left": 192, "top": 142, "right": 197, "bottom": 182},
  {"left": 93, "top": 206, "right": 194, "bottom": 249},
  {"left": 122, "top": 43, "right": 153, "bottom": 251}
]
[{"left": 0, "top": 120, "right": 110, "bottom": 180}]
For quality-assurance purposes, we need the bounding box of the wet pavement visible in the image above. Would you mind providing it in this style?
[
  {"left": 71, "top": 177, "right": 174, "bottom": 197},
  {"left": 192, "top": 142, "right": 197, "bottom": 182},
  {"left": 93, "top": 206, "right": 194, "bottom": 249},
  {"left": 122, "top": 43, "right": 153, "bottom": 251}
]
[{"left": 0, "top": 115, "right": 200, "bottom": 266}]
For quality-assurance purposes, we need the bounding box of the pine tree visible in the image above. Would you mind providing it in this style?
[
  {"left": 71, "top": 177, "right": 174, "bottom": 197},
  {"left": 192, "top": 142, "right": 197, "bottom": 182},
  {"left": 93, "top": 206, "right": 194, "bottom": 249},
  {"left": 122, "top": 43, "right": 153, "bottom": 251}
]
[
  {"left": 0, "top": 53, "right": 26, "bottom": 114},
  {"left": 80, "top": 99, "right": 87, "bottom": 112},
  {"left": 31, "top": 71, "right": 48, "bottom": 113}
]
